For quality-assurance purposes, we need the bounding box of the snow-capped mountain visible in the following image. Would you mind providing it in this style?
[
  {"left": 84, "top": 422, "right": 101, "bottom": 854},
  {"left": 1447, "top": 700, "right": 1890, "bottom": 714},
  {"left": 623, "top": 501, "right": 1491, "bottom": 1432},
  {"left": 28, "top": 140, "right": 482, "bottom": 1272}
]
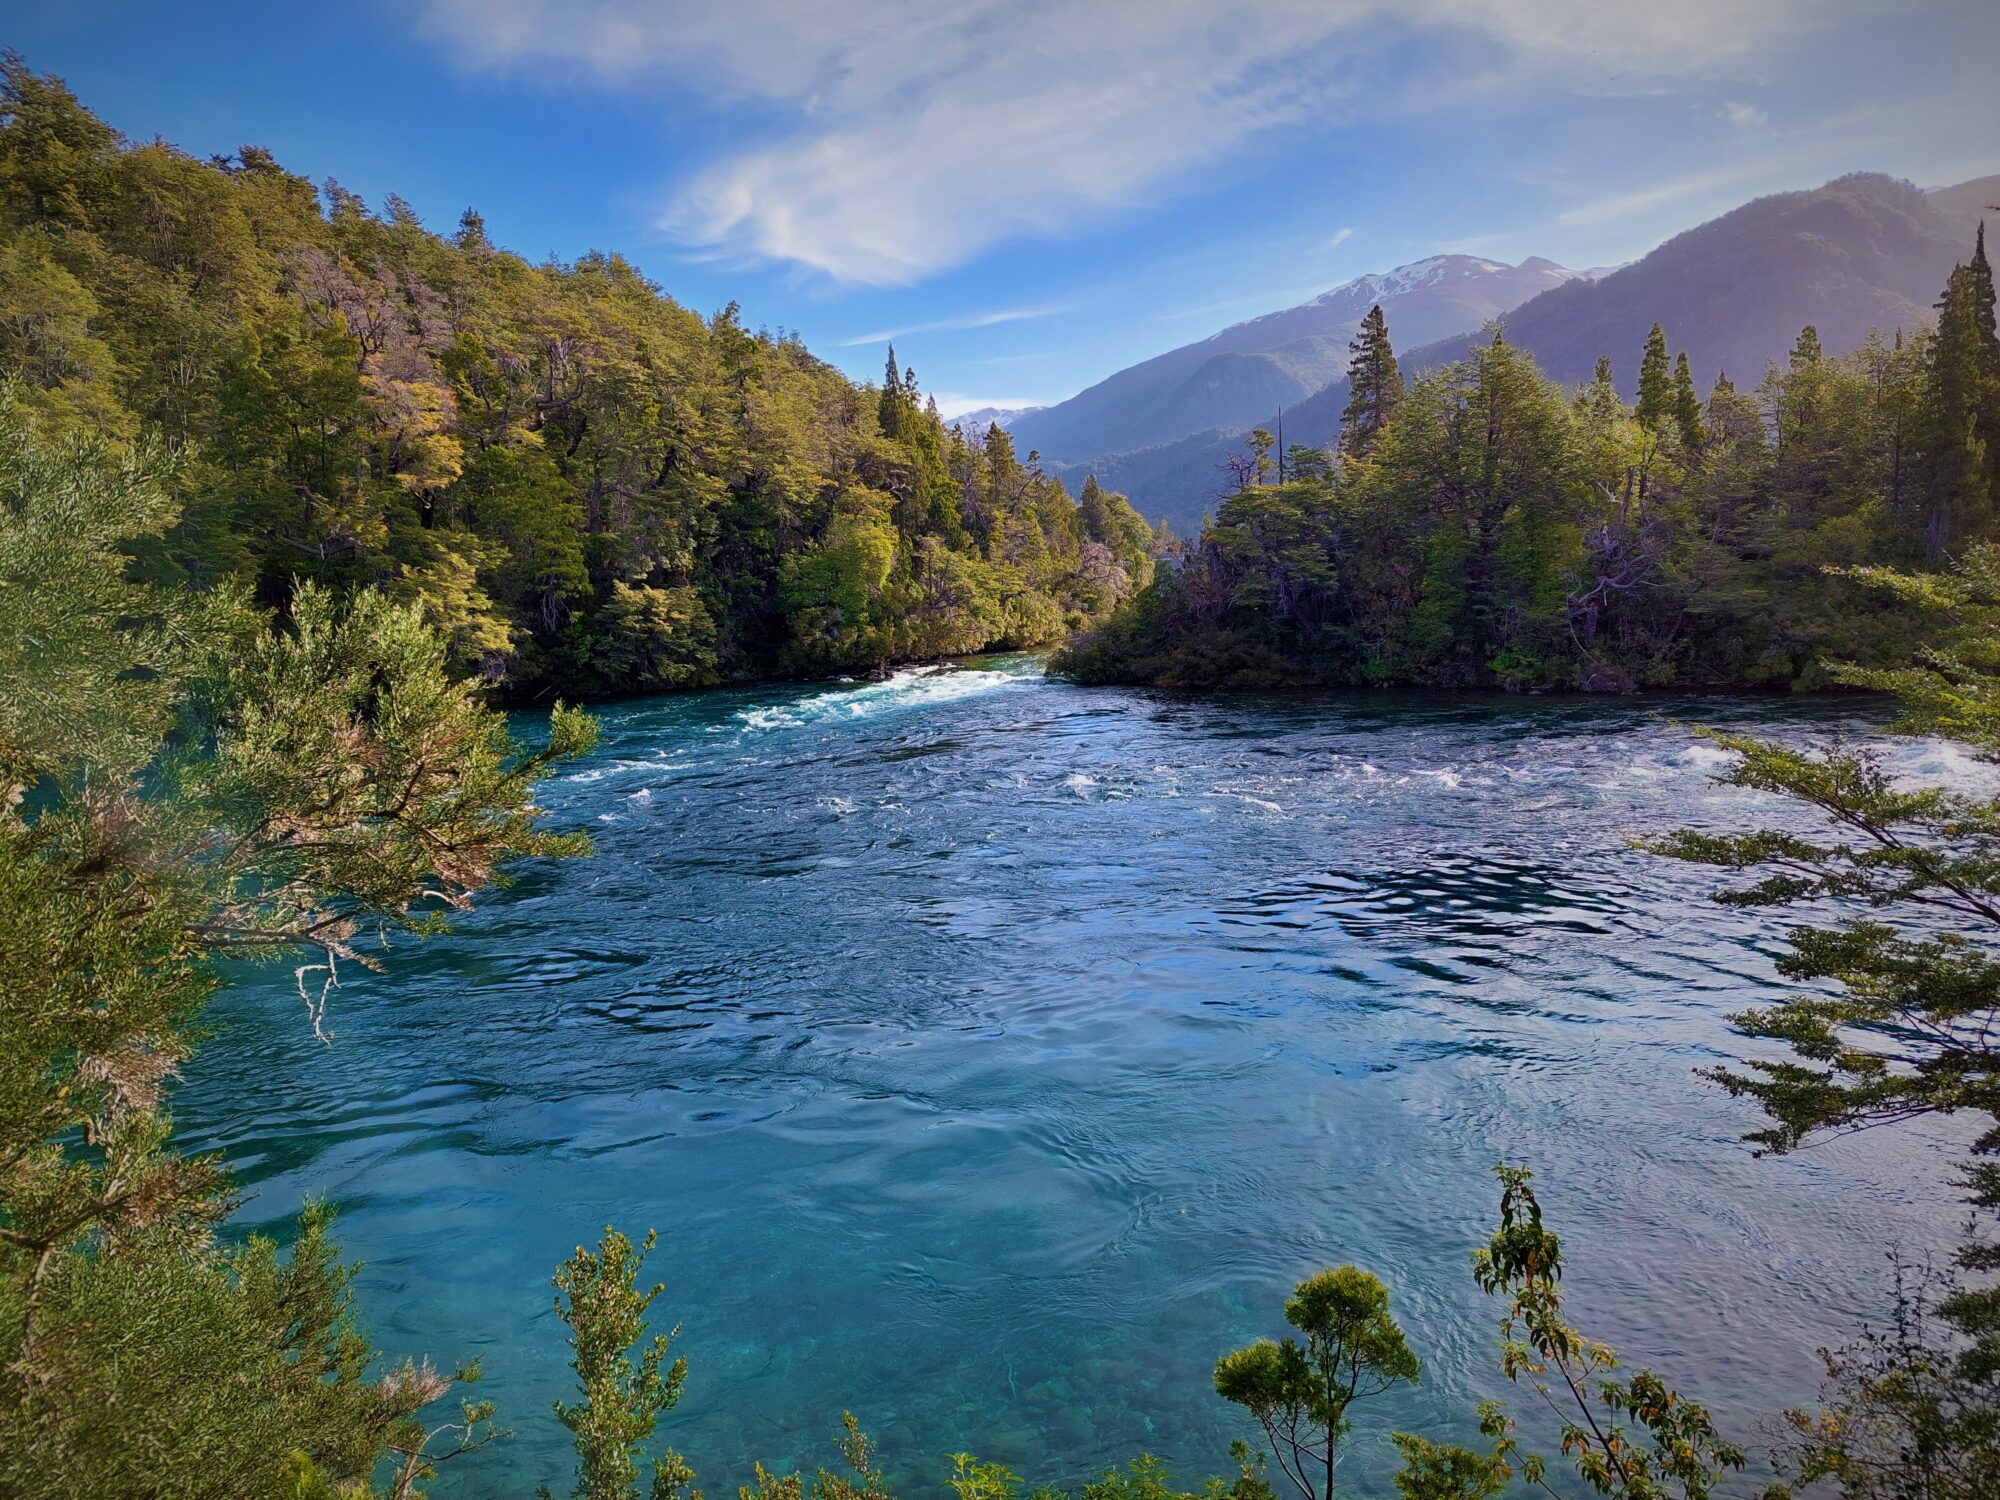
[
  {"left": 945, "top": 405, "right": 1039, "bottom": 433},
  {"left": 1009, "top": 255, "right": 1591, "bottom": 466},
  {"left": 1075, "top": 172, "right": 2000, "bottom": 540}
]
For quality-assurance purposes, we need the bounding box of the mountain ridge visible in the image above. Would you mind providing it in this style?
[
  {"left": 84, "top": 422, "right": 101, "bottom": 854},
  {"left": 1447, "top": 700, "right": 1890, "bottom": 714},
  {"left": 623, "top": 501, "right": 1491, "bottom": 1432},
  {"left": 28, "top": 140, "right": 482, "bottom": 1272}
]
[
  {"left": 1008, "top": 253, "right": 1597, "bottom": 465},
  {"left": 1074, "top": 171, "right": 2000, "bottom": 536}
]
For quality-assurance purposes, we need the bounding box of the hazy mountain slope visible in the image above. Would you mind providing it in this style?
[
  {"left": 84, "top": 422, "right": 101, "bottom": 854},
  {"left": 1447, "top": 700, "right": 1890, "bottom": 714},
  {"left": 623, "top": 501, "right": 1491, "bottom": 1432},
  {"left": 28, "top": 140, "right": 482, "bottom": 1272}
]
[
  {"left": 1094, "top": 172, "right": 1996, "bottom": 537},
  {"left": 1428, "top": 172, "right": 1986, "bottom": 393},
  {"left": 1927, "top": 173, "right": 2000, "bottom": 237},
  {"left": 1010, "top": 255, "right": 1588, "bottom": 464}
]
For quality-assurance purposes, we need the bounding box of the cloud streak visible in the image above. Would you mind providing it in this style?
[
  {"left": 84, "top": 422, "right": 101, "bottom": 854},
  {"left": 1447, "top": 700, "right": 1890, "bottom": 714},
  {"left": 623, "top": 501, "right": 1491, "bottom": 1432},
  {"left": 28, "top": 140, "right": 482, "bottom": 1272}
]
[
  {"left": 835, "top": 304, "right": 1062, "bottom": 347},
  {"left": 421, "top": 0, "right": 1833, "bottom": 284}
]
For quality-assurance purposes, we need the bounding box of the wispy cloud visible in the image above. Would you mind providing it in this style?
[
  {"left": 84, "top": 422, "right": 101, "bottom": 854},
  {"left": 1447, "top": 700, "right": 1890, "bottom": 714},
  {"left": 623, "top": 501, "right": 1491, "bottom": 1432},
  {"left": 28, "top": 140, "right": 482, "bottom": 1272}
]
[
  {"left": 835, "top": 304, "right": 1061, "bottom": 347},
  {"left": 421, "top": 0, "right": 1832, "bottom": 284},
  {"left": 1327, "top": 226, "right": 1355, "bottom": 248},
  {"left": 1721, "top": 100, "right": 1768, "bottom": 129},
  {"left": 1556, "top": 159, "right": 1794, "bottom": 227}
]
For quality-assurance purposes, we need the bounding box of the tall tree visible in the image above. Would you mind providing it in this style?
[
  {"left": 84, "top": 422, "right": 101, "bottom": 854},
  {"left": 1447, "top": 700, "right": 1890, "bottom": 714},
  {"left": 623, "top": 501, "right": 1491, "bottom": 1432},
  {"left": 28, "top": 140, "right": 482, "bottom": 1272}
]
[
  {"left": 1339, "top": 304, "right": 1403, "bottom": 461},
  {"left": 1920, "top": 226, "right": 2000, "bottom": 552},
  {"left": 1634, "top": 323, "right": 1672, "bottom": 433},
  {"left": 1672, "top": 351, "right": 1705, "bottom": 450},
  {"left": 878, "top": 342, "right": 904, "bottom": 439}
]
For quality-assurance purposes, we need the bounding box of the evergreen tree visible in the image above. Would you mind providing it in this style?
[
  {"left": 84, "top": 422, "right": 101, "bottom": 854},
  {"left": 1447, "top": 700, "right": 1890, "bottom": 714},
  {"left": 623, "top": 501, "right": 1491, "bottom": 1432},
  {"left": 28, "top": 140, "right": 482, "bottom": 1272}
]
[
  {"left": 1635, "top": 323, "right": 1672, "bottom": 432},
  {"left": 1338, "top": 304, "right": 1403, "bottom": 461},
  {"left": 1580, "top": 355, "right": 1621, "bottom": 422},
  {"left": 877, "top": 343, "right": 904, "bottom": 439},
  {"left": 1672, "top": 351, "right": 1705, "bottom": 450},
  {"left": 1919, "top": 226, "right": 2000, "bottom": 552}
]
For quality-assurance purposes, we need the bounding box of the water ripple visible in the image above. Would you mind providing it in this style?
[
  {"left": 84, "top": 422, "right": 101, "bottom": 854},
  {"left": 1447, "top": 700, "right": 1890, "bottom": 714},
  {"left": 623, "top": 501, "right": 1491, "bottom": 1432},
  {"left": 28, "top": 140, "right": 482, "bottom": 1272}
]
[{"left": 179, "top": 663, "right": 1966, "bottom": 1497}]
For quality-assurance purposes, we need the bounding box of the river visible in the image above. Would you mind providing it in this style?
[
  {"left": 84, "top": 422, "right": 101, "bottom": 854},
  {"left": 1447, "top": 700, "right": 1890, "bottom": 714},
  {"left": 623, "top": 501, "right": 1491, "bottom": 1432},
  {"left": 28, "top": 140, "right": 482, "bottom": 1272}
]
[{"left": 178, "top": 660, "right": 1969, "bottom": 1495}]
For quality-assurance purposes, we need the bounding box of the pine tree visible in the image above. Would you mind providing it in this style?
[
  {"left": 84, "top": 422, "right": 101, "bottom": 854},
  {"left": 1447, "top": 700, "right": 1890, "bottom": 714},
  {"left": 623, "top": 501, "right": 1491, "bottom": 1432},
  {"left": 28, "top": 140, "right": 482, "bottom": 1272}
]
[
  {"left": 877, "top": 343, "right": 903, "bottom": 438},
  {"left": 1339, "top": 304, "right": 1403, "bottom": 461},
  {"left": 1672, "top": 351, "right": 1705, "bottom": 450},
  {"left": 1579, "top": 355, "right": 1621, "bottom": 422},
  {"left": 1635, "top": 323, "right": 1671, "bottom": 432},
  {"left": 1919, "top": 227, "right": 2000, "bottom": 551}
]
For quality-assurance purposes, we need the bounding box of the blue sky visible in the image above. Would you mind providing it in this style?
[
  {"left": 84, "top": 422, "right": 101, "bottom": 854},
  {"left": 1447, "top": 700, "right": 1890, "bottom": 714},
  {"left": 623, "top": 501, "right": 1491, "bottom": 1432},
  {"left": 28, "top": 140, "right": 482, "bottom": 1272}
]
[{"left": 11, "top": 1, "right": 1998, "bottom": 415}]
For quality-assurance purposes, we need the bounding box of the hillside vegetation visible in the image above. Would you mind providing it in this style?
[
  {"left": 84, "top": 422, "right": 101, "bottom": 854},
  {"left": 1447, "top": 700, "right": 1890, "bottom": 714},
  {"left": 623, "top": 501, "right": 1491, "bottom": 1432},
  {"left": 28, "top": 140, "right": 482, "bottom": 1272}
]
[
  {"left": 1060, "top": 241, "right": 2000, "bottom": 691},
  {"left": 0, "top": 58, "right": 1152, "bottom": 699}
]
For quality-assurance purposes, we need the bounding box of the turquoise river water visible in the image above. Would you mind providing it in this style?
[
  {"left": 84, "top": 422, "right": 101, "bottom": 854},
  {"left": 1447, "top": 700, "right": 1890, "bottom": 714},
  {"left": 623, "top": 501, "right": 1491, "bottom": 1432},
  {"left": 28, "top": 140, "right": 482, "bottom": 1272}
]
[{"left": 178, "top": 660, "right": 1971, "bottom": 1495}]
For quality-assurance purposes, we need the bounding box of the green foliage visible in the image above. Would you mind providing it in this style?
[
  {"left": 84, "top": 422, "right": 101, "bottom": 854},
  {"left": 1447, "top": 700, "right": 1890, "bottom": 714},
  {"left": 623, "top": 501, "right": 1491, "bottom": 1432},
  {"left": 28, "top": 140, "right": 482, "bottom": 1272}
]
[
  {"left": 1772, "top": 1258, "right": 2000, "bottom": 1499},
  {"left": 1389, "top": 1426, "right": 1511, "bottom": 1500},
  {"left": 0, "top": 60, "right": 1140, "bottom": 701},
  {"left": 1650, "top": 543, "right": 2000, "bottom": 1409},
  {"left": 1061, "top": 232, "right": 2000, "bottom": 692},
  {"left": 1213, "top": 1265, "right": 1419, "bottom": 1500},
  {"left": 552, "top": 1227, "right": 692, "bottom": 1500},
  {"left": 1467, "top": 1167, "right": 1745, "bottom": 1497},
  {"left": 1635, "top": 324, "right": 1672, "bottom": 434},
  {"left": 0, "top": 397, "right": 590, "bottom": 1493},
  {"left": 1919, "top": 227, "right": 2000, "bottom": 553},
  {"left": 1339, "top": 304, "right": 1403, "bottom": 462}
]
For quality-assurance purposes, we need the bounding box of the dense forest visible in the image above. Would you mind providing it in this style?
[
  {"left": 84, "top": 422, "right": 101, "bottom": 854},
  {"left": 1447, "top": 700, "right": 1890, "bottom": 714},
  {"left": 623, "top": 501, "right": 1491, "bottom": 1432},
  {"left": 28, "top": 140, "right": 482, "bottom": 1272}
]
[
  {"left": 0, "top": 57, "right": 1152, "bottom": 699},
  {"left": 1059, "top": 232, "right": 1999, "bottom": 692}
]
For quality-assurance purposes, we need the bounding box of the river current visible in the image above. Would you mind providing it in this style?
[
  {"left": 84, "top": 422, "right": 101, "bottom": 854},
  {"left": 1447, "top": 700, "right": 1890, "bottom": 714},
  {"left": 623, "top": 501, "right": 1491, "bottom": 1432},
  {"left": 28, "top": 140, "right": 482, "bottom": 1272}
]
[{"left": 179, "top": 660, "right": 1971, "bottom": 1495}]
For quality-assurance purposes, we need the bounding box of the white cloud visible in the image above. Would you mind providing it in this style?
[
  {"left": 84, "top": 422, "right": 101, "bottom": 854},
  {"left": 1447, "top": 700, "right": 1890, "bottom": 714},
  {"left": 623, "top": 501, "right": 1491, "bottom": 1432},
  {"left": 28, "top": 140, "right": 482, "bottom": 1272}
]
[
  {"left": 835, "top": 304, "right": 1061, "bottom": 347},
  {"left": 1556, "top": 159, "right": 1798, "bottom": 227},
  {"left": 1721, "top": 100, "right": 1769, "bottom": 128},
  {"left": 1327, "top": 227, "right": 1356, "bottom": 248},
  {"left": 419, "top": 0, "right": 1832, "bottom": 284}
]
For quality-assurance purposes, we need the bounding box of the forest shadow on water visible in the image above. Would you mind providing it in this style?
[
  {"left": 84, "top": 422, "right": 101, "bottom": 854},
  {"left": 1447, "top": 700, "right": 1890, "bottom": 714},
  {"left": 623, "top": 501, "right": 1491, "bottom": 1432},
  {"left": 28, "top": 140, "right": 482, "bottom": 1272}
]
[{"left": 179, "top": 661, "right": 1966, "bottom": 1496}]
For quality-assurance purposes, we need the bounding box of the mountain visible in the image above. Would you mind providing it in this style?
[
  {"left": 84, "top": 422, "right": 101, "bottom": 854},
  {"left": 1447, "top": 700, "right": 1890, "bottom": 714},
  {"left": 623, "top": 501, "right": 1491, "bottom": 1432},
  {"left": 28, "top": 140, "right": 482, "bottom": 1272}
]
[
  {"left": 946, "top": 404, "right": 1038, "bottom": 432},
  {"left": 1009, "top": 255, "right": 1595, "bottom": 465},
  {"left": 1090, "top": 171, "right": 2000, "bottom": 537}
]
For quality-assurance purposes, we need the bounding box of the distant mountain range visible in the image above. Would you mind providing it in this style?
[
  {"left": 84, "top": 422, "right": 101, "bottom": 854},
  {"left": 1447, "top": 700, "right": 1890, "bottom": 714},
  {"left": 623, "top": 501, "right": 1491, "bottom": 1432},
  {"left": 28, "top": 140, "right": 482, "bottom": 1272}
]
[
  {"left": 946, "top": 404, "right": 1038, "bottom": 432},
  {"left": 1009, "top": 254, "right": 1599, "bottom": 465},
  {"left": 1059, "top": 171, "right": 2000, "bottom": 537}
]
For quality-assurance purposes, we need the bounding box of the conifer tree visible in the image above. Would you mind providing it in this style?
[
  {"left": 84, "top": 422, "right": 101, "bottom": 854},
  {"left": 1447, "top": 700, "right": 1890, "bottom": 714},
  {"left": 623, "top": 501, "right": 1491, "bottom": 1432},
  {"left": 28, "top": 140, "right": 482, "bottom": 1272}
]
[
  {"left": 1635, "top": 323, "right": 1672, "bottom": 432},
  {"left": 1339, "top": 304, "right": 1403, "bottom": 461},
  {"left": 1919, "top": 225, "right": 2000, "bottom": 551},
  {"left": 1672, "top": 351, "right": 1705, "bottom": 450},
  {"left": 877, "top": 343, "right": 903, "bottom": 439},
  {"left": 1579, "top": 355, "right": 1621, "bottom": 422}
]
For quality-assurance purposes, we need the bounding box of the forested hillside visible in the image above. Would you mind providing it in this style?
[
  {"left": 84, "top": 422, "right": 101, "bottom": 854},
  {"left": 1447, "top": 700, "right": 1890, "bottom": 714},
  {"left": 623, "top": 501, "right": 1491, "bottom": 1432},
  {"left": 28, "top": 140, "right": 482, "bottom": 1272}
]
[
  {"left": 1059, "top": 231, "right": 2000, "bottom": 691},
  {"left": 0, "top": 58, "right": 1152, "bottom": 699},
  {"left": 1087, "top": 172, "right": 1998, "bottom": 535}
]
